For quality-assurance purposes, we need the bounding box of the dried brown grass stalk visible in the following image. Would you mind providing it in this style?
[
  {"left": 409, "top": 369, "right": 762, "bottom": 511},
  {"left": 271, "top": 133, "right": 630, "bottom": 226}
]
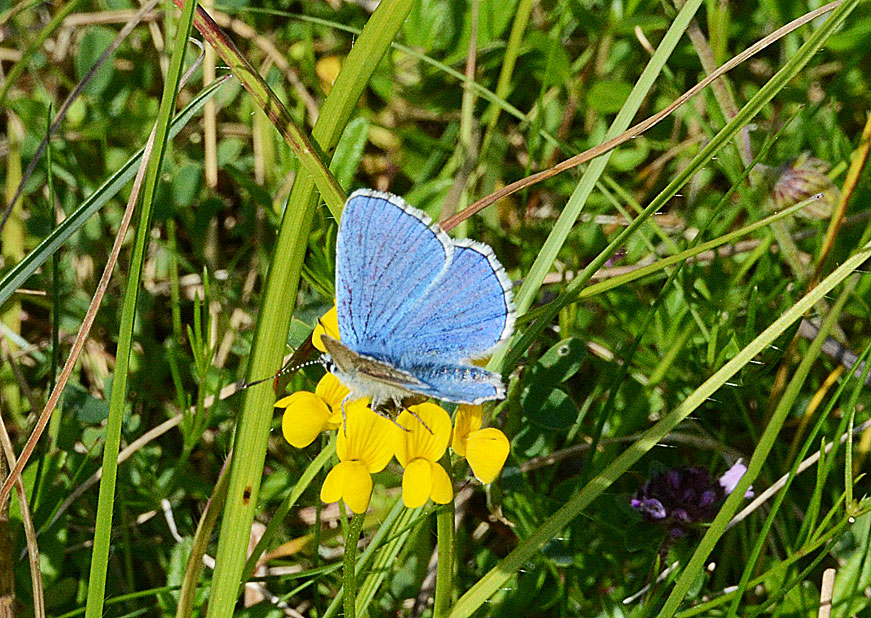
[{"left": 0, "top": 413, "right": 44, "bottom": 618}]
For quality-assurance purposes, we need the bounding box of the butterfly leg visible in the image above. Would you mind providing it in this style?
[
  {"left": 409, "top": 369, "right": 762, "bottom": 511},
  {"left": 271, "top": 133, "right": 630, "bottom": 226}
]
[
  {"left": 370, "top": 406, "right": 412, "bottom": 432},
  {"left": 401, "top": 405, "right": 433, "bottom": 435}
]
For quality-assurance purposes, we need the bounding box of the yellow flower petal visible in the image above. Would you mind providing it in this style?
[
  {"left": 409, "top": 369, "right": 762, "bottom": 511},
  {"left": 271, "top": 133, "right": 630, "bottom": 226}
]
[
  {"left": 279, "top": 391, "right": 332, "bottom": 448},
  {"left": 465, "top": 428, "right": 510, "bottom": 484},
  {"left": 402, "top": 458, "right": 432, "bottom": 508},
  {"left": 429, "top": 462, "right": 453, "bottom": 504},
  {"left": 315, "top": 373, "right": 367, "bottom": 427},
  {"left": 451, "top": 404, "right": 483, "bottom": 456},
  {"left": 316, "top": 373, "right": 350, "bottom": 411},
  {"left": 320, "top": 461, "right": 372, "bottom": 514},
  {"left": 395, "top": 403, "right": 451, "bottom": 466},
  {"left": 312, "top": 305, "right": 340, "bottom": 353},
  {"left": 338, "top": 406, "right": 398, "bottom": 473},
  {"left": 341, "top": 461, "right": 374, "bottom": 514},
  {"left": 320, "top": 461, "right": 348, "bottom": 504}
]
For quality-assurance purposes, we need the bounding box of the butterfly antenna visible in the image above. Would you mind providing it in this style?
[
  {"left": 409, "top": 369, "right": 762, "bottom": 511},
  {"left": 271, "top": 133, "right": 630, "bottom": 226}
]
[{"left": 239, "top": 358, "right": 323, "bottom": 390}]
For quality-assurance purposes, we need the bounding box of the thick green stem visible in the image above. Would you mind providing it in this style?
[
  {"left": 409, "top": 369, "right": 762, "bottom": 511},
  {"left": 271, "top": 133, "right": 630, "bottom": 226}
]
[
  {"left": 343, "top": 513, "right": 366, "bottom": 618},
  {"left": 434, "top": 481, "right": 455, "bottom": 617}
]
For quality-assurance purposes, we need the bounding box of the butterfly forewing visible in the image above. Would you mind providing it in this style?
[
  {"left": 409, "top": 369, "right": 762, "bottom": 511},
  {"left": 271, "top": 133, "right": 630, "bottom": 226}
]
[{"left": 336, "top": 190, "right": 452, "bottom": 357}]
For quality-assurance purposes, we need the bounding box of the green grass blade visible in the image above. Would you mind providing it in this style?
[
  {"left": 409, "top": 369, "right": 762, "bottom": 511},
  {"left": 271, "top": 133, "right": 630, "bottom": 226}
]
[
  {"left": 723, "top": 342, "right": 871, "bottom": 618},
  {"left": 240, "top": 438, "right": 336, "bottom": 583},
  {"left": 488, "top": 0, "right": 703, "bottom": 376},
  {"left": 83, "top": 2, "right": 197, "bottom": 615},
  {"left": 673, "top": 520, "right": 849, "bottom": 617},
  {"left": 321, "top": 501, "right": 419, "bottom": 618},
  {"left": 0, "top": 76, "right": 228, "bottom": 310},
  {"left": 0, "top": 0, "right": 82, "bottom": 108},
  {"left": 171, "top": 0, "right": 345, "bottom": 217},
  {"left": 354, "top": 505, "right": 419, "bottom": 614},
  {"left": 578, "top": 194, "right": 821, "bottom": 299},
  {"left": 203, "top": 1, "right": 417, "bottom": 616},
  {"left": 479, "top": 0, "right": 533, "bottom": 156},
  {"left": 218, "top": 5, "right": 557, "bottom": 144},
  {"left": 448, "top": 239, "right": 871, "bottom": 618},
  {"left": 176, "top": 458, "right": 231, "bottom": 618}
]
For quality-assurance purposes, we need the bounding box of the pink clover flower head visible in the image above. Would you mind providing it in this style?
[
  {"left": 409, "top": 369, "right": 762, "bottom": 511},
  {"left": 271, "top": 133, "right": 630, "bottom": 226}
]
[{"left": 631, "top": 463, "right": 753, "bottom": 536}]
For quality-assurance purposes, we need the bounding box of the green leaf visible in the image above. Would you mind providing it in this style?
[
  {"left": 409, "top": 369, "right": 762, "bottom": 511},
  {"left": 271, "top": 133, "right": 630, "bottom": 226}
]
[
  {"left": 329, "top": 117, "right": 370, "bottom": 190},
  {"left": 65, "top": 385, "right": 110, "bottom": 424},
  {"left": 160, "top": 537, "right": 193, "bottom": 613},
  {"left": 586, "top": 80, "right": 634, "bottom": 114},
  {"left": 530, "top": 337, "right": 587, "bottom": 385},
  {"left": 0, "top": 77, "right": 228, "bottom": 310},
  {"left": 520, "top": 384, "right": 578, "bottom": 430},
  {"left": 526, "top": 31, "right": 571, "bottom": 88},
  {"left": 172, "top": 163, "right": 203, "bottom": 209},
  {"left": 609, "top": 136, "right": 651, "bottom": 171},
  {"left": 76, "top": 26, "right": 116, "bottom": 96},
  {"left": 833, "top": 513, "right": 871, "bottom": 615}
]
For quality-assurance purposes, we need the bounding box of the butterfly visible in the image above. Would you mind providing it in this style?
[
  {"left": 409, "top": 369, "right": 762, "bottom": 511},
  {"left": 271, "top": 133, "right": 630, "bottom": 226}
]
[{"left": 320, "top": 189, "right": 515, "bottom": 411}]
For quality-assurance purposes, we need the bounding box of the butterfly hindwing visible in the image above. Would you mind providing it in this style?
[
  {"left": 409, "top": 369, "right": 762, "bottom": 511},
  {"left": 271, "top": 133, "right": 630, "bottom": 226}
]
[
  {"left": 400, "top": 361, "right": 505, "bottom": 404},
  {"left": 336, "top": 190, "right": 452, "bottom": 356}
]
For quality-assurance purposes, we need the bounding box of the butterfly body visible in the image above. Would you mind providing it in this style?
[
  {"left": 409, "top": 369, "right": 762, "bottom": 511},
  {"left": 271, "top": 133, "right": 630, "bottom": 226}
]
[
  {"left": 320, "top": 334, "right": 424, "bottom": 405},
  {"left": 325, "top": 189, "right": 514, "bottom": 409}
]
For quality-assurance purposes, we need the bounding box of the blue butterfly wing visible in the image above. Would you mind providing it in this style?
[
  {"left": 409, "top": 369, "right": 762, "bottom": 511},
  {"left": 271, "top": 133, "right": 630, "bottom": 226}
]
[
  {"left": 403, "top": 361, "right": 505, "bottom": 404},
  {"left": 335, "top": 189, "right": 452, "bottom": 356},
  {"left": 386, "top": 239, "right": 514, "bottom": 362}
]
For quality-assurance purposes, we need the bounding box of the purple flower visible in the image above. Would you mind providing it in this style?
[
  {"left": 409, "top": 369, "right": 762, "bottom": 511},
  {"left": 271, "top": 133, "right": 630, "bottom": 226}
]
[{"left": 631, "top": 463, "right": 751, "bottom": 534}]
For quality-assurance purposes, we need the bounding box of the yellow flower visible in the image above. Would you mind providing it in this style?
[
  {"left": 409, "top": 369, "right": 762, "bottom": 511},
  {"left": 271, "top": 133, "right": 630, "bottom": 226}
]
[
  {"left": 320, "top": 406, "right": 399, "bottom": 513},
  {"left": 395, "top": 403, "right": 453, "bottom": 508},
  {"left": 312, "top": 305, "right": 340, "bottom": 353},
  {"left": 277, "top": 373, "right": 368, "bottom": 448},
  {"left": 451, "top": 405, "right": 510, "bottom": 484}
]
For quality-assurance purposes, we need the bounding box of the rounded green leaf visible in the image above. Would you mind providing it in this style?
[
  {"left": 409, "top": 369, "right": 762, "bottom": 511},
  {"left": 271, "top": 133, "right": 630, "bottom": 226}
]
[
  {"left": 532, "top": 337, "right": 586, "bottom": 385},
  {"left": 520, "top": 385, "right": 579, "bottom": 430}
]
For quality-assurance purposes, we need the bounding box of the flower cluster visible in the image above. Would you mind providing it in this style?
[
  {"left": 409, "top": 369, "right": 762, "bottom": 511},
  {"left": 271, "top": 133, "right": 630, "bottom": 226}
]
[
  {"left": 275, "top": 309, "right": 510, "bottom": 514},
  {"left": 630, "top": 462, "right": 752, "bottom": 537}
]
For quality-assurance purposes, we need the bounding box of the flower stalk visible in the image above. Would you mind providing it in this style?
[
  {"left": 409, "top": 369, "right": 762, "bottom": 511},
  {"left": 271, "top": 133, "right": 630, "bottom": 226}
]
[
  {"left": 434, "top": 454, "right": 455, "bottom": 618},
  {"left": 343, "top": 513, "right": 365, "bottom": 618}
]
